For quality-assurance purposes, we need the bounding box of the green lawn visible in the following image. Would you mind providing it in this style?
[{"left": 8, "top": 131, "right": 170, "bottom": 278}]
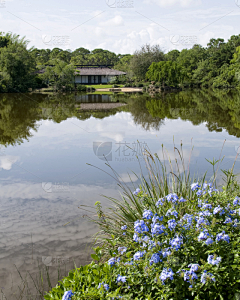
[{"left": 86, "top": 84, "right": 124, "bottom": 89}]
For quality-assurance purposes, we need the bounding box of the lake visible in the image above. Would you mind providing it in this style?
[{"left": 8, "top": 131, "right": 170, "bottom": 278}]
[{"left": 1, "top": 89, "right": 240, "bottom": 298}]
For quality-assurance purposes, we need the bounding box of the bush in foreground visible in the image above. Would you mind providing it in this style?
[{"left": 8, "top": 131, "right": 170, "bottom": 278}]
[{"left": 45, "top": 183, "right": 240, "bottom": 300}]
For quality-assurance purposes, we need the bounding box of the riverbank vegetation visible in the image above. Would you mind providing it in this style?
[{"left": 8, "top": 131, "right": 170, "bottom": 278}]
[
  {"left": 44, "top": 149, "right": 240, "bottom": 299},
  {"left": 0, "top": 32, "right": 240, "bottom": 93}
]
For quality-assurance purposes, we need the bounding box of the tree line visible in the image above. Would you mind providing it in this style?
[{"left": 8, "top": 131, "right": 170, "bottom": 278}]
[{"left": 0, "top": 32, "right": 240, "bottom": 92}]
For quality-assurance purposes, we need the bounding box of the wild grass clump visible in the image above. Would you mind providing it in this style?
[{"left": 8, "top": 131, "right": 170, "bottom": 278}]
[{"left": 83, "top": 144, "right": 205, "bottom": 252}]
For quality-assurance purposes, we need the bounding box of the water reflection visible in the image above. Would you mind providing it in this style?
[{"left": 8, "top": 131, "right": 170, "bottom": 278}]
[{"left": 1, "top": 90, "right": 240, "bottom": 149}]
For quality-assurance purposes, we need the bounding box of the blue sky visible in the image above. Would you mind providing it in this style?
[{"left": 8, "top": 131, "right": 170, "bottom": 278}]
[{"left": 1, "top": 0, "right": 240, "bottom": 53}]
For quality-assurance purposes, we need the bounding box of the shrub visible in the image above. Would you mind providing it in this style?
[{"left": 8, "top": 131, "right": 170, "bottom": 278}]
[
  {"left": 45, "top": 185, "right": 240, "bottom": 300},
  {"left": 77, "top": 85, "right": 87, "bottom": 92},
  {"left": 64, "top": 84, "right": 75, "bottom": 91}
]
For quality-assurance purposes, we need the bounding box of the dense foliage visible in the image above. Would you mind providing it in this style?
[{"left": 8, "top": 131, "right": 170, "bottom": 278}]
[
  {"left": 146, "top": 61, "right": 185, "bottom": 87},
  {"left": 0, "top": 32, "right": 36, "bottom": 92},
  {"left": 147, "top": 37, "right": 240, "bottom": 88},
  {"left": 1, "top": 31, "right": 240, "bottom": 92},
  {"left": 44, "top": 183, "right": 240, "bottom": 299}
]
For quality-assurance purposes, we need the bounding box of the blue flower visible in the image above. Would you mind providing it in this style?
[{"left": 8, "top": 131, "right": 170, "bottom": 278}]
[
  {"left": 188, "top": 264, "right": 200, "bottom": 273},
  {"left": 168, "top": 219, "right": 177, "bottom": 231},
  {"left": 166, "top": 193, "right": 178, "bottom": 203},
  {"left": 205, "top": 238, "right": 214, "bottom": 245},
  {"left": 133, "top": 250, "right": 146, "bottom": 261},
  {"left": 156, "top": 198, "right": 165, "bottom": 207},
  {"left": 198, "top": 230, "right": 209, "bottom": 241},
  {"left": 169, "top": 236, "right": 183, "bottom": 250},
  {"left": 166, "top": 209, "right": 178, "bottom": 218},
  {"left": 207, "top": 255, "right": 221, "bottom": 265},
  {"left": 133, "top": 233, "right": 140, "bottom": 243},
  {"left": 216, "top": 231, "right": 230, "bottom": 243},
  {"left": 134, "top": 220, "right": 149, "bottom": 234},
  {"left": 152, "top": 214, "right": 163, "bottom": 224},
  {"left": 143, "top": 209, "right": 153, "bottom": 220},
  {"left": 118, "top": 247, "right": 127, "bottom": 255},
  {"left": 233, "top": 219, "right": 239, "bottom": 227},
  {"left": 121, "top": 225, "right": 127, "bottom": 230},
  {"left": 182, "top": 213, "right": 193, "bottom": 225},
  {"left": 116, "top": 275, "right": 126, "bottom": 283},
  {"left": 149, "top": 253, "right": 162, "bottom": 265},
  {"left": 196, "top": 189, "right": 202, "bottom": 197},
  {"left": 203, "top": 183, "right": 208, "bottom": 190},
  {"left": 108, "top": 257, "right": 116, "bottom": 266},
  {"left": 179, "top": 197, "right": 187, "bottom": 203},
  {"left": 183, "top": 270, "right": 198, "bottom": 283},
  {"left": 162, "top": 248, "right": 172, "bottom": 258},
  {"left": 62, "top": 290, "right": 74, "bottom": 300},
  {"left": 202, "top": 204, "right": 212, "bottom": 210},
  {"left": 224, "top": 217, "right": 232, "bottom": 224},
  {"left": 233, "top": 197, "right": 240, "bottom": 206},
  {"left": 213, "top": 205, "right": 223, "bottom": 215},
  {"left": 142, "top": 235, "right": 150, "bottom": 243},
  {"left": 201, "top": 271, "right": 215, "bottom": 284},
  {"left": 133, "top": 188, "right": 141, "bottom": 196},
  {"left": 98, "top": 283, "right": 109, "bottom": 291},
  {"left": 160, "top": 268, "right": 174, "bottom": 284},
  {"left": 191, "top": 182, "right": 200, "bottom": 191},
  {"left": 151, "top": 223, "right": 165, "bottom": 236}
]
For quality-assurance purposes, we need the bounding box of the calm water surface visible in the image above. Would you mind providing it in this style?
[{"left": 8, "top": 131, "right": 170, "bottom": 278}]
[{"left": 1, "top": 90, "right": 240, "bottom": 297}]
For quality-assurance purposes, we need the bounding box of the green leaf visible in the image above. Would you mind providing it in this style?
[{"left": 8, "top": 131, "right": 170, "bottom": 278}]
[{"left": 91, "top": 254, "right": 100, "bottom": 261}]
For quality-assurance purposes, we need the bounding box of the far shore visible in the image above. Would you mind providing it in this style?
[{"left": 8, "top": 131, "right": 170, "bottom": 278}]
[{"left": 95, "top": 87, "right": 143, "bottom": 92}]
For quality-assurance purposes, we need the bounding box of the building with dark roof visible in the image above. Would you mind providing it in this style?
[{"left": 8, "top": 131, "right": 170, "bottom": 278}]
[{"left": 74, "top": 66, "right": 126, "bottom": 84}]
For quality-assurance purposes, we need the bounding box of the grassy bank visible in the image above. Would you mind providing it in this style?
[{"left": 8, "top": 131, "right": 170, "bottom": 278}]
[
  {"left": 44, "top": 148, "right": 240, "bottom": 300},
  {"left": 86, "top": 84, "right": 124, "bottom": 89}
]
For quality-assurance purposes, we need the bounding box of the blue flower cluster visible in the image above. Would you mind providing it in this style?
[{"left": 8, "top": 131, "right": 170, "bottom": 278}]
[
  {"left": 118, "top": 247, "right": 127, "bottom": 255},
  {"left": 98, "top": 282, "right": 109, "bottom": 291},
  {"left": 101, "top": 185, "right": 240, "bottom": 295},
  {"left": 207, "top": 254, "right": 221, "bottom": 265},
  {"left": 116, "top": 275, "right": 126, "bottom": 283},
  {"left": 200, "top": 271, "right": 215, "bottom": 284},
  {"left": 160, "top": 268, "right": 174, "bottom": 284},
  {"left": 62, "top": 290, "right": 74, "bottom": 300}
]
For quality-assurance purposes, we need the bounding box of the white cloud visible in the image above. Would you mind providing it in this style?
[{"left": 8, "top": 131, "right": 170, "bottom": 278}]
[
  {"left": 0, "top": 156, "right": 19, "bottom": 171},
  {"left": 99, "top": 15, "right": 124, "bottom": 27},
  {"left": 144, "top": 0, "right": 201, "bottom": 7},
  {"left": 100, "top": 131, "right": 125, "bottom": 143}
]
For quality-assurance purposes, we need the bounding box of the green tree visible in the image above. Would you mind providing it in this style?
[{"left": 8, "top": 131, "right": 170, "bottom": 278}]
[
  {"left": 40, "top": 59, "right": 76, "bottom": 90},
  {"left": 130, "top": 44, "right": 165, "bottom": 80},
  {"left": 146, "top": 61, "right": 185, "bottom": 87},
  {"left": 72, "top": 47, "right": 90, "bottom": 57},
  {"left": 30, "top": 48, "right": 51, "bottom": 66},
  {"left": 176, "top": 45, "right": 207, "bottom": 85},
  {"left": 165, "top": 50, "right": 180, "bottom": 61},
  {"left": 114, "top": 54, "right": 132, "bottom": 77},
  {"left": 0, "top": 32, "right": 35, "bottom": 92}
]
